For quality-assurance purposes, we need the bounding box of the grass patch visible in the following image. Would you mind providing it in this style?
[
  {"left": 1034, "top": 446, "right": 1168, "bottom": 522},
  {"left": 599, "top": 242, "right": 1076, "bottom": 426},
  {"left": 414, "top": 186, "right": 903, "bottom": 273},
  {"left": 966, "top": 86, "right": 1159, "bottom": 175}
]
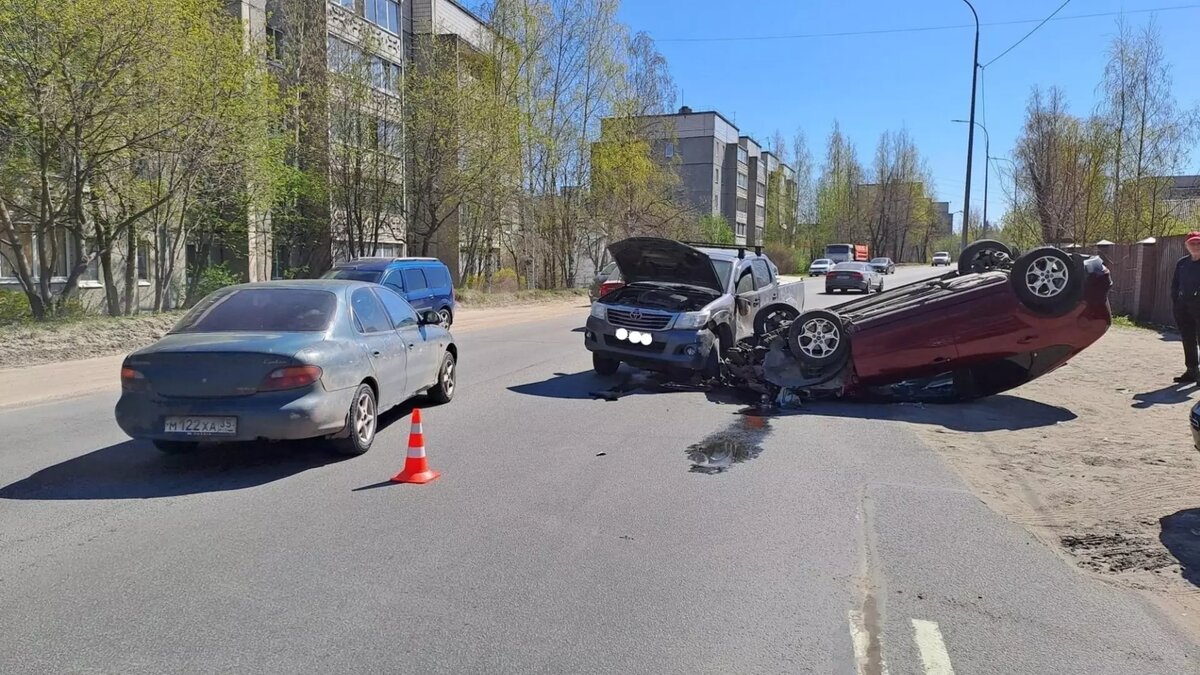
[
  {"left": 1111, "top": 315, "right": 1171, "bottom": 332},
  {"left": 455, "top": 287, "right": 588, "bottom": 307}
]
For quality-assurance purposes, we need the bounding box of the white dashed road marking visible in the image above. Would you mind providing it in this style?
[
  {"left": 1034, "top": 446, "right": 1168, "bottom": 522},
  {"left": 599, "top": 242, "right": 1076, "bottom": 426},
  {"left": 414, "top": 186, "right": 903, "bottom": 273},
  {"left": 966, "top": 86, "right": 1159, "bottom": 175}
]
[{"left": 911, "top": 619, "right": 956, "bottom": 675}]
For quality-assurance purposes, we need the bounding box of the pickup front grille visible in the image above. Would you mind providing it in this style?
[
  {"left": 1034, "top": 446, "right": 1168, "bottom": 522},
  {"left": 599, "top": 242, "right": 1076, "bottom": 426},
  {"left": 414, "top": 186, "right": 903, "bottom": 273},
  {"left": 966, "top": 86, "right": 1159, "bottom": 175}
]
[
  {"left": 604, "top": 335, "right": 666, "bottom": 353},
  {"left": 606, "top": 307, "right": 672, "bottom": 331}
]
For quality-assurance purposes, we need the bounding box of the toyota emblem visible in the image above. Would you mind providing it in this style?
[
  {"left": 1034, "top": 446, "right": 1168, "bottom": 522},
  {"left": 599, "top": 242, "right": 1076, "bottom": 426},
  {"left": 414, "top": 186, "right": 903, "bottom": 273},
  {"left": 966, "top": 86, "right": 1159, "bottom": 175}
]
[{"left": 629, "top": 309, "right": 642, "bottom": 320}]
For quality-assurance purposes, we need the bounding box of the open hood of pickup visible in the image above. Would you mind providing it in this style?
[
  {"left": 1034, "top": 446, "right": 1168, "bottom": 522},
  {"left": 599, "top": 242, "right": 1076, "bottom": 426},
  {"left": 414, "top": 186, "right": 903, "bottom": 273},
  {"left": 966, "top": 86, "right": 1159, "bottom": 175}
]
[{"left": 606, "top": 237, "right": 724, "bottom": 293}]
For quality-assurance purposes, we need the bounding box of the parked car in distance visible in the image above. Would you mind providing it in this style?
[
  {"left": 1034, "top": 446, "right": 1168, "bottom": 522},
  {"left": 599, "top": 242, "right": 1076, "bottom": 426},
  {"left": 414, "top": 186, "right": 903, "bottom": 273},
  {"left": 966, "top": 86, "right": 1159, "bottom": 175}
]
[
  {"left": 115, "top": 281, "right": 457, "bottom": 456},
  {"left": 932, "top": 251, "right": 952, "bottom": 266},
  {"left": 825, "top": 261, "right": 884, "bottom": 294},
  {"left": 590, "top": 261, "right": 623, "bottom": 301},
  {"left": 323, "top": 257, "right": 456, "bottom": 326},
  {"left": 869, "top": 257, "right": 896, "bottom": 275},
  {"left": 584, "top": 238, "right": 805, "bottom": 378},
  {"left": 808, "top": 259, "right": 834, "bottom": 276}
]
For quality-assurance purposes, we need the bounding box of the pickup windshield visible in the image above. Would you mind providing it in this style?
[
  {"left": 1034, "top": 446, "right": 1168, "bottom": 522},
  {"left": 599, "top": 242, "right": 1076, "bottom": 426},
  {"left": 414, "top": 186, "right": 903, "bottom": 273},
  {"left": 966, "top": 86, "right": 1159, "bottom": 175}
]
[{"left": 711, "top": 259, "right": 733, "bottom": 291}]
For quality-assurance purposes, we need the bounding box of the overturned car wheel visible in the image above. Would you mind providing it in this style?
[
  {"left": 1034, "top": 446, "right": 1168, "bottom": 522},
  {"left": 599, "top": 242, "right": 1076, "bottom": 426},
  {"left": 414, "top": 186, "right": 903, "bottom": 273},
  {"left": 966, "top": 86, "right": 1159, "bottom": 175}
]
[
  {"left": 753, "top": 303, "right": 800, "bottom": 337},
  {"left": 958, "top": 239, "right": 1013, "bottom": 274},
  {"left": 787, "top": 309, "right": 850, "bottom": 370},
  {"left": 1011, "top": 247, "right": 1083, "bottom": 316}
]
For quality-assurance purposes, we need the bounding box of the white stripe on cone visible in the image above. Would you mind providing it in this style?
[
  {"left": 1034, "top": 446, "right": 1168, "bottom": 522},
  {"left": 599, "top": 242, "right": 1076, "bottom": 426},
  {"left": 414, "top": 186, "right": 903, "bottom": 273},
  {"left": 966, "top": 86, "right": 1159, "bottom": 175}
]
[{"left": 407, "top": 444, "right": 426, "bottom": 458}]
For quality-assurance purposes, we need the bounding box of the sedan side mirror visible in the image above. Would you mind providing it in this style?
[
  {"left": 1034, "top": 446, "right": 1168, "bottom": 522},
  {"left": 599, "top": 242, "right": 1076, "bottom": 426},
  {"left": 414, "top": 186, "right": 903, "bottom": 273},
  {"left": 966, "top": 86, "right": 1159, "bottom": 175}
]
[{"left": 419, "top": 310, "right": 441, "bottom": 326}]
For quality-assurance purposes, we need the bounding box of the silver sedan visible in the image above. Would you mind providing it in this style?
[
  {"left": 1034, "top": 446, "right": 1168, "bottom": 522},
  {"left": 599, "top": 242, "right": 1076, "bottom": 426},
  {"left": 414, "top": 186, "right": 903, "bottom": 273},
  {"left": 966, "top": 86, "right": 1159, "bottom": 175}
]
[{"left": 115, "top": 280, "right": 457, "bottom": 456}]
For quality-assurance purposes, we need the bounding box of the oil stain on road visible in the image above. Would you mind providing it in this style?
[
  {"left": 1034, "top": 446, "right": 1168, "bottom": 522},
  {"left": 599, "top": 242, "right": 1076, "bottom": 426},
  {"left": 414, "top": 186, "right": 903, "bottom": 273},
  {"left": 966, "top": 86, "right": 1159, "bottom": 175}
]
[{"left": 686, "top": 413, "right": 771, "bottom": 474}]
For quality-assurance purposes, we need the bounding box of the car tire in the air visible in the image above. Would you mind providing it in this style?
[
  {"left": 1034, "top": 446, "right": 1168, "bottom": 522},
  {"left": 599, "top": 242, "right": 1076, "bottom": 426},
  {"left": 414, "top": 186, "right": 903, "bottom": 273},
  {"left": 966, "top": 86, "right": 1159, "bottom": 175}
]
[
  {"left": 152, "top": 440, "right": 199, "bottom": 454},
  {"left": 593, "top": 353, "right": 620, "bottom": 376},
  {"left": 958, "top": 239, "right": 1013, "bottom": 274},
  {"left": 787, "top": 309, "right": 851, "bottom": 370},
  {"left": 427, "top": 351, "right": 457, "bottom": 404},
  {"left": 1010, "top": 247, "right": 1084, "bottom": 316},
  {"left": 328, "top": 383, "right": 377, "bottom": 456},
  {"left": 753, "top": 303, "right": 800, "bottom": 336}
]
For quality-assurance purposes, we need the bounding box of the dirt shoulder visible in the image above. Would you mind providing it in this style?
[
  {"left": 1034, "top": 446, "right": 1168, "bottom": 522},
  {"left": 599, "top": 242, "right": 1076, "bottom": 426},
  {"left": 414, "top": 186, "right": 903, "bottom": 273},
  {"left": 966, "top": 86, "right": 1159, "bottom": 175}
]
[
  {"left": 0, "top": 298, "right": 586, "bottom": 409},
  {"left": 911, "top": 326, "right": 1200, "bottom": 637},
  {"left": 0, "top": 291, "right": 587, "bottom": 370}
]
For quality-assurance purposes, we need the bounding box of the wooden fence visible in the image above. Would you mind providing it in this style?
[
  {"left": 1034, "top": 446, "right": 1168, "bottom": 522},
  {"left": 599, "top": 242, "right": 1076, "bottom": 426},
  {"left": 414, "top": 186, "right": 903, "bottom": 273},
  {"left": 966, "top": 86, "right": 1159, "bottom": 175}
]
[{"left": 1095, "top": 234, "right": 1186, "bottom": 328}]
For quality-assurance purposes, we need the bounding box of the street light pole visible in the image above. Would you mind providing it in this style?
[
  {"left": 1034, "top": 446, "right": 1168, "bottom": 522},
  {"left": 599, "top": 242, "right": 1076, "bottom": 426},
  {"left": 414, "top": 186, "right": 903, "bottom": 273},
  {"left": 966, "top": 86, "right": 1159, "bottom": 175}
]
[
  {"left": 953, "top": 119, "right": 988, "bottom": 238},
  {"left": 960, "top": 0, "right": 980, "bottom": 249}
]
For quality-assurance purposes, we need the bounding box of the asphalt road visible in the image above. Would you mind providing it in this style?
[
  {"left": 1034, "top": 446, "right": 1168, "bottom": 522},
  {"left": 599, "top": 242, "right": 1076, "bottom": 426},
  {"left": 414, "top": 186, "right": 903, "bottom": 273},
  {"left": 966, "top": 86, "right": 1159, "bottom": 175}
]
[{"left": 1, "top": 265, "right": 1196, "bottom": 674}]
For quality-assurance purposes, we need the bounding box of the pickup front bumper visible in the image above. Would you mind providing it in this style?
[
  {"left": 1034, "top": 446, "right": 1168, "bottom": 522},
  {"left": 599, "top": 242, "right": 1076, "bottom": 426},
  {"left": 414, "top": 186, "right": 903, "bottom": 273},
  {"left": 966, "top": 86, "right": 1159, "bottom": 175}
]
[{"left": 584, "top": 315, "right": 716, "bottom": 372}]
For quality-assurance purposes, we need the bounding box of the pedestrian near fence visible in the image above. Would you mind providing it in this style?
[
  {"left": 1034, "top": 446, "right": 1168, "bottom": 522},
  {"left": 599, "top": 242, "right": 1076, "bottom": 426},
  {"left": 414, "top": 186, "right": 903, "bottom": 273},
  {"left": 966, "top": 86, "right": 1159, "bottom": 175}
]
[{"left": 1171, "top": 231, "right": 1200, "bottom": 383}]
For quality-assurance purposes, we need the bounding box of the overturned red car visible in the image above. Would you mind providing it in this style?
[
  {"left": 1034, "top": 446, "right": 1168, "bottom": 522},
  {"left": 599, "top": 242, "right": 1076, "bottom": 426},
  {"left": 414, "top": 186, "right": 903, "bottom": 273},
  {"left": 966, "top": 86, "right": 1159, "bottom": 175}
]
[{"left": 725, "top": 241, "right": 1112, "bottom": 402}]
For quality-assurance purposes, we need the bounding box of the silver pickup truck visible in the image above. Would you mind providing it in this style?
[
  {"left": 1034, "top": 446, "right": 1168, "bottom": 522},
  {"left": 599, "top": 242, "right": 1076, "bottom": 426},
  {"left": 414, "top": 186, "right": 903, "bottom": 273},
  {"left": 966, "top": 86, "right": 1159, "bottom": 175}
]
[{"left": 583, "top": 238, "right": 805, "bottom": 377}]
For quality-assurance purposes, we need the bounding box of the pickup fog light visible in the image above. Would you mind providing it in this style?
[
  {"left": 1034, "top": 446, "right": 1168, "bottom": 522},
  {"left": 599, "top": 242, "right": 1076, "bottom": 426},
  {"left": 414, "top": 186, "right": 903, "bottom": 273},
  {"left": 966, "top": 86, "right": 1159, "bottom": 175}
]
[
  {"left": 615, "top": 328, "right": 629, "bottom": 341},
  {"left": 639, "top": 333, "right": 652, "bottom": 346},
  {"left": 628, "top": 331, "right": 643, "bottom": 343},
  {"left": 684, "top": 345, "right": 698, "bottom": 356}
]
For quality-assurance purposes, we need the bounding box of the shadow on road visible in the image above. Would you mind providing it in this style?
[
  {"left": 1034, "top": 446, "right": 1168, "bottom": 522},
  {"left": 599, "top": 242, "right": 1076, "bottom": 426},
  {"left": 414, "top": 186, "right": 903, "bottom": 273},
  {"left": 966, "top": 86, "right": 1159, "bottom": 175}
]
[
  {"left": 1132, "top": 383, "right": 1199, "bottom": 409},
  {"left": 792, "top": 394, "right": 1076, "bottom": 432},
  {"left": 0, "top": 403, "right": 420, "bottom": 501},
  {"left": 1160, "top": 509, "right": 1200, "bottom": 587},
  {"left": 508, "top": 369, "right": 708, "bottom": 401}
]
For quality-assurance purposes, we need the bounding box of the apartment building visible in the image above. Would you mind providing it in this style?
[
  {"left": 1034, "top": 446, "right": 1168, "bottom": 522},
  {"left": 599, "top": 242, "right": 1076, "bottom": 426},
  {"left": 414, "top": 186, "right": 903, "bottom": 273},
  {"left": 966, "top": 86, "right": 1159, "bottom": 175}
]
[
  {"left": 226, "top": 0, "right": 491, "bottom": 282},
  {"left": 598, "top": 106, "right": 792, "bottom": 247}
]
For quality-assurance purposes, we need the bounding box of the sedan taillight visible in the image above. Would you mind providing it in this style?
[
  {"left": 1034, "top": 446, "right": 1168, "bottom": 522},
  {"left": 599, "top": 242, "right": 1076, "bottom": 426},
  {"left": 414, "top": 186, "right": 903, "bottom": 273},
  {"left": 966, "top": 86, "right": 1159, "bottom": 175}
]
[
  {"left": 259, "top": 366, "right": 323, "bottom": 392},
  {"left": 599, "top": 280, "right": 625, "bottom": 296},
  {"left": 121, "top": 366, "right": 147, "bottom": 392}
]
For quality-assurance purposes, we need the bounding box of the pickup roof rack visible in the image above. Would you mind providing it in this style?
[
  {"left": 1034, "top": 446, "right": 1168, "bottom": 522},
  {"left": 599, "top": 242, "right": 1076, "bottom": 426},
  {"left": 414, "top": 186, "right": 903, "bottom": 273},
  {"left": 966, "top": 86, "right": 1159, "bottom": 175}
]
[{"left": 680, "top": 241, "right": 764, "bottom": 259}]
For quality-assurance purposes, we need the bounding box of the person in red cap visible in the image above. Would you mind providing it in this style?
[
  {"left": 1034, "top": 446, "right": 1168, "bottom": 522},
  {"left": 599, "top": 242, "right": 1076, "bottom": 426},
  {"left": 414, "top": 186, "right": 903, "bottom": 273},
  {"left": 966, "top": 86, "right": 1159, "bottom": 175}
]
[{"left": 1170, "top": 231, "right": 1200, "bottom": 382}]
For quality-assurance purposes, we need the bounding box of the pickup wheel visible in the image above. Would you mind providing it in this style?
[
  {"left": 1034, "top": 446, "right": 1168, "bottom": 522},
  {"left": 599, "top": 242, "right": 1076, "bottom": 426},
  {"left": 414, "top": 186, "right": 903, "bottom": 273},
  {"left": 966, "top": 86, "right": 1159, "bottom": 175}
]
[
  {"left": 1010, "top": 247, "right": 1084, "bottom": 316},
  {"left": 593, "top": 353, "right": 620, "bottom": 376},
  {"left": 787, "top": 309, "right": 851, "bottom": 370},
  {"left": 754, "top": 303, "right": 800, "bottom": 336}
]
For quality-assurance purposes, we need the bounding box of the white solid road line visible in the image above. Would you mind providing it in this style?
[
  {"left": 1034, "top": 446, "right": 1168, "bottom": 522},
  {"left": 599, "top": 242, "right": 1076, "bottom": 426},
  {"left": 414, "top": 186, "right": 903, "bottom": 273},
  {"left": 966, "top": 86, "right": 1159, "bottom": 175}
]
[
  {"left": 911, "top": 619, "right": 956, "bottom": 675},
  {"left": 848, "top": 610, "right": 890, "bottom": 675}
]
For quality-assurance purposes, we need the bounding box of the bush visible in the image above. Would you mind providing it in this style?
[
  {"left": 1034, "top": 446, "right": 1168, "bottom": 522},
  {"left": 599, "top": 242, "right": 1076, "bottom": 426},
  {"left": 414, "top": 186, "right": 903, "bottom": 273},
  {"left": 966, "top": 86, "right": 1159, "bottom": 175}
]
[
  {"left": 0, "top": 290, "right": 31, "bottom": 325},
  {"left": 763, "top": 243, "right": 807, "bottom": 276},
  {"left": 489, "top": 268, "right": 522, "bottom": 292},
  {"left": 191, "top": 264, "right": 243, "bottom": 304}
]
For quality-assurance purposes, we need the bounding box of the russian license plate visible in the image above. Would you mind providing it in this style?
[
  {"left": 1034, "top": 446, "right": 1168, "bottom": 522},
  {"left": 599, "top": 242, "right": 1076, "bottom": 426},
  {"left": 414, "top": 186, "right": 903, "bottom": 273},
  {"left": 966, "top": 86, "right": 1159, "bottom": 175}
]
[{"left": 163, "top": 416, "right": 237, "bottom": 436}]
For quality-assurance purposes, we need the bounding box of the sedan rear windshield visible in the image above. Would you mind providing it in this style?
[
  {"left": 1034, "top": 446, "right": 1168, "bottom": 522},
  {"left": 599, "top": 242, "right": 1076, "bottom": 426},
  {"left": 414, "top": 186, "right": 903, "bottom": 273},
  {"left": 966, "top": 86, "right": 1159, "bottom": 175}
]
[
  {"left": 833, "top": 262, "right": 870, "bottom": 272},
  {"left": 322, "top": 268, "right": 383, "bottom": 283},
  {"left": 173, "top": 288, "right": 338, "bottom": 333}
]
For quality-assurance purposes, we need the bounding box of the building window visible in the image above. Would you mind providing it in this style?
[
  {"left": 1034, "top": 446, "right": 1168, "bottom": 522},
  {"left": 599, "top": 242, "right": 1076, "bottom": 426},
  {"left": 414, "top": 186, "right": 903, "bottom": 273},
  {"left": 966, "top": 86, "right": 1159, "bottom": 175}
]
[
  {"left": 328, "top": 35, "right": 362, "bottom": 72},
  {"left": 736, "top": 172, "right": 748, "bottom": 189},
  {"left": 377, "top": 117, "right": 402, "bottom": 154},
  {"left": 714, "top": 167, "right": 719, "bottom": 184},
  {"left": 365, "top": 0, "right": 401, "bottom": 33},
  {"left": 737, "top": 147, "right": 748, "bottom": 164},
  {"left": 664, "top": 142, "right": 673, "bottom": 159},
  {"left": 375, "top": 243, "right": 401, "bottom": 258},
  {"left": 267, "top": 27, "right": 285, "bottom": 62},
  {"left": 137, "top": 240, "right": 150, "bottom": 281},
  {"left": 371, "top": 55, "right": 402, "bottom": 93},
  {"left": 736, "top": 197, "right": 748, "bottom": 213},
  {"left": 756, "top": 206, "right": 765, "bottom": 223},
  {"left": 737, "top": 222, "right": 747, "bottom": 236},
  {"left": 332, "top": 0, "right": 354, "bottom": 8}
]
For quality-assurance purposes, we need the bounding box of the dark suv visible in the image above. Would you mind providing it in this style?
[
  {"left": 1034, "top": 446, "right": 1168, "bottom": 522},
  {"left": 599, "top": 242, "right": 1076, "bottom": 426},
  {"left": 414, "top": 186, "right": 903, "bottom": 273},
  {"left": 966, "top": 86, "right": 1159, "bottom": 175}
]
[{"left": 323, "top": 257, "right": 457, "bottom": 326}]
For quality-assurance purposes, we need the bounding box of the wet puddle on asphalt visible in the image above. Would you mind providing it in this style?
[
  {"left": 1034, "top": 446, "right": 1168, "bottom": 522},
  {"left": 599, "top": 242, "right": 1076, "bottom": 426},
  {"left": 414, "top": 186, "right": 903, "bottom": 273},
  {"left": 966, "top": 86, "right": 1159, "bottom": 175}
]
[{"left": 686, "top": 412, "right": 772, "bottom": 474}]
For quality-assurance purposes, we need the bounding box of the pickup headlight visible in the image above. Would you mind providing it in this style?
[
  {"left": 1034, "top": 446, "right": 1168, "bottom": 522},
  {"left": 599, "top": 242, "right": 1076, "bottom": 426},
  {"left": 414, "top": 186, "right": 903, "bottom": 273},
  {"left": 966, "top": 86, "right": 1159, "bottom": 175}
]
[
  {"left": 674, "top": 311, "right": 711, "bottom": 330},
  {"left": 590, "top": 303, "right": 607, "bottom": 320}
]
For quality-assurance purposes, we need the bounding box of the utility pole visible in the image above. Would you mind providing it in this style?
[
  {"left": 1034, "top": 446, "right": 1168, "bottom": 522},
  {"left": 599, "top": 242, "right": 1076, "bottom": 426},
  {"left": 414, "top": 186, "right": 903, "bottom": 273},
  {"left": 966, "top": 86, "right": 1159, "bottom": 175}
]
[
  {"left": 960, "top": 0, "right": 980, "bottom": 249},
  {"left": 953, "top": 119, "right": 988, "bottom": 238}
]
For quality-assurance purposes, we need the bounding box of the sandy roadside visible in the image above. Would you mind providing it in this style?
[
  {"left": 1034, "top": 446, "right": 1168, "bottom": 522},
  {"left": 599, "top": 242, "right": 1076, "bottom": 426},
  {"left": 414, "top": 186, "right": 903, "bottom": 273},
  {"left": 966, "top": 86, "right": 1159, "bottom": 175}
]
[
  {"left": 0, "top": 299, "right": 586, "bottom": 410},
  {"left": 910, "top": 326, "right": 1200, "bottom": 638}
]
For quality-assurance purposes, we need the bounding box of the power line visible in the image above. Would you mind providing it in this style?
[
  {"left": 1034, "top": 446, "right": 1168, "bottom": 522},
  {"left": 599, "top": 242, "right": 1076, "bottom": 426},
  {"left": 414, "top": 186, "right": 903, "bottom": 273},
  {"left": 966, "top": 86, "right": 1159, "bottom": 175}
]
[
  {"left": 655, "top": 3, "right": 1199, "bottom": 43},
  {"left": 981, "top": 0, "right": 1072, "bottom": 68}
]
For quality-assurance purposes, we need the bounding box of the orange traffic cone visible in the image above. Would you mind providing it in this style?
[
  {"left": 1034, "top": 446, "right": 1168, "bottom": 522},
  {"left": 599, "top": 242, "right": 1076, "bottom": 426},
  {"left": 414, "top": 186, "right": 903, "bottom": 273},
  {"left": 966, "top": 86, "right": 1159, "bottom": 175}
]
[{"left": 391, "top": 408, "right": 440, "bottom": 484}]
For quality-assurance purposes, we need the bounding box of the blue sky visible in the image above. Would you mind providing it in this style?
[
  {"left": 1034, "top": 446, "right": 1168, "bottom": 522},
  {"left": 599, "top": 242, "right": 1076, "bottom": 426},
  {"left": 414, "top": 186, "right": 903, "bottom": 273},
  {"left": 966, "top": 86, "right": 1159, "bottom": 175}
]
[{"left": 616, "top": 0, "right": 1200, "bottom": 225}]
